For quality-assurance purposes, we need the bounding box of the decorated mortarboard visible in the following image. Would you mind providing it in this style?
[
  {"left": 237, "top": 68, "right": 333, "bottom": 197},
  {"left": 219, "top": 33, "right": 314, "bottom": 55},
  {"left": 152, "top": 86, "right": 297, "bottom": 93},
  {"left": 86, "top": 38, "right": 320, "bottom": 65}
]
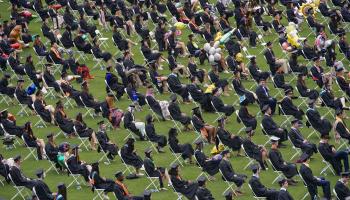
[
  {"left": 115, "top": 171, "right": 123, "bottom": 178},
  {"left": 144, "top": 147, "right": 152, "bottom": 154},
  {"left": 335, "top": 109, "right": 344, "bottom": 116},
  {"left": 197, "top": 176, "right": 206, "bottom": 184},
  {"left": 35, "top": 168, "right": 44, "bottom": 177},
  {"left": 245, "top": 127, "right": 253, "bottom": 133},
  {"left": 14, "top": 155, "right": 21, "bottom": 162},
  {"left": 261, "top": 105, "right": 270, "bottom": 113},
  {"left": 270, "top": 136, "right": 280, "bottom": 143}
]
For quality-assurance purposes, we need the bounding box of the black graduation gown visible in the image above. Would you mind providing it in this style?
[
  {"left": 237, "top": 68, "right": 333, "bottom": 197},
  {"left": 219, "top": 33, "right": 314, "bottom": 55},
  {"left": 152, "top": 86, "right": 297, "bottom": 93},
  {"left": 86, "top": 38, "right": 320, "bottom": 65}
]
[
  {"left": 146, "top": 96, "right": 164, "bottom": 119},
  {"left": 169, "top": 137, "right": 194, "bottom": 160},
  {"left": 274, "top": 73, "right": 292, "bottom": 90},
  {"left": 0, "top": 161, "right": 9, "bottom": 183},
  {"left": 167, "top": 74, "right": 189, "bottom": 100},
  {"left": 217, "top": 127, "right": 242, "bottom": 151},
  {"left": 80, "top": 91, "right": 102, "bottom": 112},
  {"left": 143, "top": 157, "right": 161, "bottom": 177},
  {"left": 123, "top": 111, "right": 142, "bottom": 138},
  {"left": 337, "top": 76, "right": 350, "bottom": 97},
  {"left": 8, "top": 56, "right": 25, "bottom": 76},
  {"left": 45, "top": 142, "right": 58, "bottom": 163},
  {"left": 54, "top": 111, "right": 74, "bottom": 134},
  {"left": 105, "top": 72, "right": 124, "bottom": 99},
  {"left": 261, "top": 114, "right": 287, "bottom": 141},
  {"left": 195, "top": 186, "right": 215, "bottom": 200},
  {"left": 120, "top": 144, "right": 143, "bottom": 168},
  {"left": 219, "top": 159, "right": 245, "bottom": 187},
  {"left": 168, "top": 102, "right": 191, "bottom": 125},
  {"left": 0, "top": 78, "right": 15, "bottom": 97},
  {"left": 188, "top": 63, "right": 205, "bottom": 82},
  {"left": 232, "top": 78, "right": 255, "bottom": 103},
  {"left": 336, "top": 121, "right": 350, "bottom": 141},
  {"left": 1, "top": 119, "right": 24, "bottom": 137},
  {"left": 9, "top": 166, "right": 37, "bottom": 189},
  {"left": 238, "top": 106, "right": 257, "bottom": 130},
  {"left": 208, "top": 71, "right": 228, "bottom": 89},
  {"left": 73, "top": 36, "right": 92, "bottom": 53},
  {"left": 35, "top": 180, "right": 55, "bottom": 200},
  {"left": 61, "top": 30, "right": 74, "bottom": 49},
  {"left": 300, "top": 163, "right": 326, "bottom": 199},
  {"left": 187, "top": 84, "right": 204, "bottom": 103},
  {"left": 249, "top": 176, "right": 279, "bottom": 200},
  {"left": 288, "top": 128, "right": 317, "bottom": 159},
  {"left": 211, "top": 96, "right": 234, "bottom": 116},
  {"left": 320, "top": 89, "right": 342, "bottom": 110},
  {"left": 242, "top": 139, "right": 263, "bottom": 162},
  {"left": 306, "top": 107, "right": 332, "bottom": 135},
  {"left": 335, "top": 180, "right": 350, "bottom": 200},
  {"left": 145, "top": 123, "right": 167, "bottom": 147},
  {"left": 278, "top": 189, "right": 294, "bottom": 200},
  {"left": 90, "top": 171, "right": 116, "bottom": 193},
  {"left": 43, "top": 71, "right": 60, "bottom": 92},
  {"left": 194, "top": 150, "right": 220, "bottom": 176},
  {"left": 34, "top": 99, "right": 52, "bottom": 123},
  {"left": 66, "top": 155, "right": 90, "bottom": 181},
  {"left": 318, "top": 142, "right": 343, "bottom": 175},
  {"left": 280, "top": 96, "right": 304, "bottom": 120},
  {"left": 74, "top": 121, "right": 93, "bottom": 138},
  {"left": 170, "top": 175, "right": 199, "bottom": 200},
  {"left": 15, "top": 87, "right": 33, "bottom": 109},
  {"left": 268, "top": 149, "right": 298, "bottom": 178},
  {"left": 296, "top": 81, "right": 319, "bottom": 100},
  {"left": 96, "top": 130, "right": 118, "bottom": 156}
]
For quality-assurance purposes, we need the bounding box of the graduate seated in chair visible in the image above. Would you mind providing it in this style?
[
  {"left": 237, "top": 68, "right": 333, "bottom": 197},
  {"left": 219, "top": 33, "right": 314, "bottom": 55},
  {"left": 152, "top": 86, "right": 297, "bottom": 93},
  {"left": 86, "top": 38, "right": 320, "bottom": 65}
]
[
  {"left": 0, "top": 109, "right": 26, "bottom": 138},
  {"left": 269, "top": 136, "right": 299, "bottom": 185},
  {"left": 15, "top": 78, "right": 34, "bottom": 111},
  {"left": 256, "top": 78, "right": 277, "bottom": 115},
  {"left": 248, "top": 164, "right": 279, "bottom": 200},
  {"left": 23, "top": 122, "right": 46, "bottom": 160},
  {"left": 120, "top": 138, "right": 144, "bottom": 177},
  {"left": 0, "top": 73, "right": 15, "bottom": 98},
  {"left": 168, "top": 94, "right": 192, "bottom": 131},
  {"left": 114, "top": 171, "right": 147, "bottom": 200},
  {"left": 217, "top": 118, "right": 242, "bottom": 155},
  {"left": 74, "top": 113, "right": 98, "bottom": 150},
  {"left": 194, "top": 139, "right": 222, "bottom": 180},
  {"left": 261, "top": 105, "right": 288, "bottom": 146},
  {"left": 145, "top": 115, "right": 167, "bottom": 153},
  {"left": 219, "top": 150, "right": 247, "bottom": 195},
  {"left": 334, "top": 109, "right": 350, "bottom": 144},
  {"left": 238, "top": 97, "right": 257, "bottom": 130},
  {"left": 211, "top": 87, "right": 235, "bottom": 117},
  {"left": 280, "top": 88, "right": 304, "bottom": 120},
  {"left": 34, "top": 169, "right": 56, "bottom": 200},
  {"left": 45, "top": 133, "right": 60, "bottom": 169},
  {"left": 192, "top": 107, "right": 217, "bottom": 144},
  {"left": 169, "top": 163, "right": 199, "bottom": 200},
  {"left": 168, "top": 128, "right": 194, "bottom": 164},
  {"left": 334, "top": 171, "right": 350, "bottom": 200},
  {"left": 320, "top": 80, "right": 349, "bottom": 111},
  {"left": 9, "top": 155, "right": 38, "bottom": 190},
  {"left": 80, "top": 81, "right": 103, "bottom": 114},
  {"left": 243, "top": 127, "right": 269, "bottom": 170},
  {"left": 96, "top": 121, "right": 119, "bottom": 160},
  {"left": 195, "top": 176, "right": 215, "bottom": 200},
  {"left": 66, "top": 145, "right": 92, "bottom": 183},
  {"left": 143, "top": 147, "right": 170, "bottom": 190},
  {"left": 34, "top": 90, "right": 55, "bottom": 124},
  {"left": 54, "top": 101, "right": 75, "bottom": 136},
  {"left": 123, "top": 105, "right": 146, "bottom": 140}
]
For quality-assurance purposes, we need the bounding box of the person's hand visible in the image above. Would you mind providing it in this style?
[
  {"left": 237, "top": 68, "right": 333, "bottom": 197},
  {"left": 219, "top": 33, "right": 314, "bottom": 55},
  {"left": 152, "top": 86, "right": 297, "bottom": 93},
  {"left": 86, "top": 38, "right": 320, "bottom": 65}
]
[{"left": 303, "top": 140, "right": 307, "bottom": 143}]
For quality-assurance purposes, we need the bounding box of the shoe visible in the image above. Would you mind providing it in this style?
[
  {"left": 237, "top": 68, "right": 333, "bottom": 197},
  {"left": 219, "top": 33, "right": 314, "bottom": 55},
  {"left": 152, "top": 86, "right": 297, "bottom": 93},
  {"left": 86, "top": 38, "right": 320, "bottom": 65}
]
[
  {"left": 103, "top": 194, "right": 110, "bottom": 200},
  {"left": 136, "top": 173, "right": 144, "bottom": 176},
  {"left": 160, "top": 187, "right": 168, "bottom": 191}
]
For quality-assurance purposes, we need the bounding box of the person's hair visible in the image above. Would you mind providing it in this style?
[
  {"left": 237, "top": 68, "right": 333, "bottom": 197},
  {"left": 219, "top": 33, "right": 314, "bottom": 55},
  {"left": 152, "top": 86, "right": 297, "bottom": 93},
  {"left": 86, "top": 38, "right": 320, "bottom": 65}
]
[
  {"left": 91, "top": 163, "right": 100, "bottom": 175},
  {"left": 26, "top": 55, "right": 32, "bottom": 63},
  {"left": 168, "top": 166, "right": 178, "bottom": 176},
  {"left": 146, "top": 114, "right": 153, "bottom": 124},
  {"left": 75, "top": 113, "right": 83, "bottom": 122},
  {"left": 193, "top": 109, "right": 203, "bottom": 121},
  {"left": 297, "top": 74, "right": 306, "bottom": 87},
  {"left": 24, "top": 122, "right": 33, "bottom": 136},
  {"left": 57, "top": 184, "right": 67, "bottom": 200},
  {"left": 168, "top": 128, "right": 178, "bottom": 138}
]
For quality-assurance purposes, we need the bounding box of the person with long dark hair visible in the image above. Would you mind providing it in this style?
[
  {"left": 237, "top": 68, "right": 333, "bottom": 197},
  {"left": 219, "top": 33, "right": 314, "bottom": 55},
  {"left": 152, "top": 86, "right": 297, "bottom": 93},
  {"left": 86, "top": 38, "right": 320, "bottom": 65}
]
[
  {"left": 54, "top": 101, "right": 75, "bottom": 136},
  {"left": 23, "top": 122, "right": 45, "bottom": 160},
  {"left": 66, "top": 145, "right": 92, "bottom": 182},
  {"left": 74, "top": 113, "right": 98, "bottom": 150},
  {"left": 89, "top": 162, "right": 118, "bottom": 199},
  {"left": 56, "top": 183, "right": 67, "bottom": 200},
  {"left": 34, "top": 90, "right": 55, "bottom": 124},
  {"left": 296, "top": 73, "right": 319, "bottom": 101},
  {"left": 145, "top": 114, "right": 167, "bottom": 152},
  {"left": 120, "top": 138, "right": 144, "bottom": 176},
  {"left": 217, "top": 118, "right": 242, "bottom": 154},
  {"left": 191, "top": 107, "right": 217, "bottom": 144},
  {"left": 168, "top": 128, "right": 194, "bottom": 164}
]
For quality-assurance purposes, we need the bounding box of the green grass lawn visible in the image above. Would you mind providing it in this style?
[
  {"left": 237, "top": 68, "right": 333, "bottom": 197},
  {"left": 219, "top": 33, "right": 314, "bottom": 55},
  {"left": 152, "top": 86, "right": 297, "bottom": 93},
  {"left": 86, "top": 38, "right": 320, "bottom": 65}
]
[{"left": 1, "top": 0, "right": 350, "bottom": 199}]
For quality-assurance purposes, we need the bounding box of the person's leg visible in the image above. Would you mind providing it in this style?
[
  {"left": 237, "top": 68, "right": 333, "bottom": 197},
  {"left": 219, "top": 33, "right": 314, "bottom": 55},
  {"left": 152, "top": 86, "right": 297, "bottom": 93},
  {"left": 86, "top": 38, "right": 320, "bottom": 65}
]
[
  {"left": 335, "top": 150, "right": 349, "bottom": 172},
  {"left": 317, "top": 179, "right": 331, "bottom": 199},
  {"left": 134, "top": 122, "right": 146, "bottom": 137}
]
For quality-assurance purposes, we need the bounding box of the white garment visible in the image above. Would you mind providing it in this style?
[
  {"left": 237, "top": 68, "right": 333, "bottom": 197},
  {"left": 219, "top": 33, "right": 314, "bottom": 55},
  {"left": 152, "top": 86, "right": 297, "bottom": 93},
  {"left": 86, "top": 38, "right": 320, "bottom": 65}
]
[{"left": 135, "top": 122, "right": 146, "bottom": 136}]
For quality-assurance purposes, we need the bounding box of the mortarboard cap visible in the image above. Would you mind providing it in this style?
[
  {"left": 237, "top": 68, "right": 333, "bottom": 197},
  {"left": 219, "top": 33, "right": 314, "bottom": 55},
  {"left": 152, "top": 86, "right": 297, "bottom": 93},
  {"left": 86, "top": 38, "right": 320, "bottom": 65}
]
[
  {"left": 35, "top": 168, "right": 44, "bottom": 177},
  {"left": 144, "top": 147, "right": 152, "bottom": 154},
  {"left": 14, "top": 155, "right": 21, "bottom": 162},
  {"left": 197, "top": 176, "right": 206, "bottom": 184},
  {"left": 341, "top": 172, "right": 350, "bottom": 177},
  {"left": 336, "top": 109, "right": 344, "bottom": 116},
  {"left": 261, "top": 105, "right": 270, "bottom": 113},
  {"left": 46, "top": 133, "right": 54, "bottom": 138},
  {"left": 245, "top": 127, "right": 253, "bottom": 133},
  {"left": 278, "top": 178, "right": 287, "bottom": 186},
  {"left": 115, "top": 171, "right": 123, "bottom": 178},
  {"left": 250, "top": 164, "right": 260, "bottom": 171},
  {"left": 97, "top": 120, "right": 105, "bottom": 125},
  {"left": 270, "top": 136, "right": 280, "bottom": 143}
]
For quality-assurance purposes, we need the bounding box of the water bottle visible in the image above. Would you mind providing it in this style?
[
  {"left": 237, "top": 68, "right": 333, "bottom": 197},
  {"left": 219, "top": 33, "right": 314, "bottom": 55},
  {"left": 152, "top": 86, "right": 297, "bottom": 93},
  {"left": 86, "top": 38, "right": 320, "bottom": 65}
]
[{"left": 131, "top": 90, "right": 138, "bottom": 102}]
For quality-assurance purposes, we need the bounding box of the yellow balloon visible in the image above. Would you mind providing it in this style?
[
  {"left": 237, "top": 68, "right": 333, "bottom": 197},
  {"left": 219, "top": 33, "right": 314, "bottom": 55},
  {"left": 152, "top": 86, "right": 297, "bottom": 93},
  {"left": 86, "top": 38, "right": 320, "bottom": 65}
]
[
  {"left": 214, "top": 32, "right": 222, "bottom": 42},
  {"left": 174, "top": 22, "right": 186, "bottom": 30}
]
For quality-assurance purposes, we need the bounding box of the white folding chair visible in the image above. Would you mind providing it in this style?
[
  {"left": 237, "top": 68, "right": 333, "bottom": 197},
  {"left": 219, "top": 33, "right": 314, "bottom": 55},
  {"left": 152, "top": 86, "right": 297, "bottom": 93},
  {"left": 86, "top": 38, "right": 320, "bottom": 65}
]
[
  {"left": 59, "top": 85, "right": 75, "bottom": 109},
  {"left": 168, "top": 178, "right": 183, "bottom": 200},
  {"left": 104, "top": 80, "right": 119, "bottom": 102},
  {"left": 79, "top": 96, "right": 95, "bottom": 118},
  {"left": 248, "top": 183, "right": 266, "bottom": 200},
  {"left": 65, "top": 161, "right": 86, "bottom": 189},
  {"left": 118, "top": 150, "right": 136, "bottom": 175},
  {"left": 288, "top": 136, "right": 302, "bottom": 161},
  {"left": 169, "top": 145, "right": 184, "bottom": 167},
  {"left": 304, "top": 114, "right": 320, "bottom": 140},
  {"left": 169, "top": 112, "right": 183, "bottom": 133},
  {"left": 190, "top": 120, "right": 205, "bottom": 144},
  {"left": 333, "top": 188, "right": 340, "bottom": 200},
  {"left": 268, "top": 159, "right": 285, "bottom": 184},
  {"left": 278, "top": 103, "right": 294, "bottom": 127},
  {"left": 259, "top": 124, "right": 272, "bottom": 146},
  {"left": 21, "top": 135, "right": 38, "bottom": 161},
  {"left": 241, "top": 145, "right": 256, "bottom": 170},
  {"left": 210, "top": 100, "right": 224, "bottom": 123},
  {"left": 193, "top": 153, "right": 211, "bottom": 181},
  {"left": 319, "top": 153, "right": 336, "bottom": 176},
  {"left": 32, "top": 103, "right": 48, "bottom": 128},
  {"left": 8, "top": 174, "right": 29, "bottom": 200},
  {"left": 90, "top": 49, "right": 104, "bottom": 71},
  {"left": 97, "top": 139, "right": 112, "bottom": 165},
  {"left": 44, "top": 152, "right": 60, "bottom": 175},
  {"left": 13, "top": 93, "right": 30, "bottom": 116},
  {"left": 219, "top": 169, "right": 236, "bottom": 196},
  {"left": 144, "top": 170, "right": 160, "bottom": 192},
  {"left": 73, "top": 126, "right": 91, "bottom": 151},
  {"left": 42, "top": 76, "right": 56, "bottom": 100},
  {"left": 145, "top": 98, "right": 160, "bottom": 122},
  {"left": 32, "top": 47, "right": 46, "bottom": 67},
  {"left": 235, "top": 110, "right": 246, "bottom": 134},
  {"left": 0, "top": 93, "right": 11, "bottom": 106}
]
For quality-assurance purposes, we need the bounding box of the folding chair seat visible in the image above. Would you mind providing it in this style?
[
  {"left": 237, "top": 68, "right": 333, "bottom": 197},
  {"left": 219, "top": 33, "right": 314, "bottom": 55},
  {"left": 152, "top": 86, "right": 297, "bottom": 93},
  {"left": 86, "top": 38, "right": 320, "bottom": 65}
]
[
  {"left": 268, "top": 159, "right": 285, "bottom": 184},
  {"left": 259, "top": 124, "right": 272, "bottom": 146},
  {"left": 8, "top": 174, "right": 30, "bottom": 200},
  {"left": 210, "top": 101, "right": 225, "bottom": 123},
  {"left": 118, "top": 150, "right": 136, "bottom": 175},
  {"left": 32, "top": 103, "right": 48, "bottom": 128},
  {"left": 59, "top": 86, "right": 75, "bottom": 109},
  {"left": 97, "top": 139, "right": 112, "bottom": 165},
  {"left": 278, "top": 104, "right": 294, "bottom": 127},
  {"left": 294, "top": 86, "right": 309, "bottom": 108},
  {"left": 248, "top": 183, "right": 266, "bottom": 200},
  {"left": 13, "top": 94, "right": 30, "bottom": 116},
  {"left": 73, "top": 126, "right": 91, "bottom": 151},
  {"left": 144, "top": 170, "right": 160, "bottom": 192},
  {"left": 65, "top": 162, "right": 86, "bottom": 189},
  {"left": 21, "top": 135, "right": 38, "bottom": 161},
  {"left": 288, "top": 136, "right": 302, "bottom": 161},
  {"left": 304, "top": 114, "right": 320, "bottom": 140},
  {"left": 79, "top": 96, "right": 96, "bottom": 118},
  {"left": 241, "top": 145, "right": 256, "bottom": 170},
  {"left": 169, "top": 145, "right": 184, "bottom": 167},
  {"left": 219, "top": 169, "right": 236, "bottom": 196},
  {"left": 319, "top": 153, "right": 336, "bottom": 176},
  {"left": 32, "top": 47, "right": 46, "bottom": 67},
  {"left": 42, "top": 75, "right": 56, "bottom": 100},
  {"left": 242, "top": 47, "right": 255, "bottom": 59}
]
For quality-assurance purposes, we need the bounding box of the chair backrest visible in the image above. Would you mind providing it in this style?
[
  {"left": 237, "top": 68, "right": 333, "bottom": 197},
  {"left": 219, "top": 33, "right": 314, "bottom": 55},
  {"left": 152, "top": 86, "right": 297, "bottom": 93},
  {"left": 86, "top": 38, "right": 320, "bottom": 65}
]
[
  {"left": 0, "top": 123, "right": 9, "bottom": 136},
  {"left": 333, "top": 188, "right": 340, "bottom": 200}
]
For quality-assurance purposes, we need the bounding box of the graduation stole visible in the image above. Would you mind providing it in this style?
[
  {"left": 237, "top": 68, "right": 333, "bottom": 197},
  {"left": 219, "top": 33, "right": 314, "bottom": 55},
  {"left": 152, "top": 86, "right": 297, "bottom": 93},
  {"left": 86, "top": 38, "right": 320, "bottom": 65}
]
[{"left": 115, "top": 180, "right": 130, "bottom": 196}]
